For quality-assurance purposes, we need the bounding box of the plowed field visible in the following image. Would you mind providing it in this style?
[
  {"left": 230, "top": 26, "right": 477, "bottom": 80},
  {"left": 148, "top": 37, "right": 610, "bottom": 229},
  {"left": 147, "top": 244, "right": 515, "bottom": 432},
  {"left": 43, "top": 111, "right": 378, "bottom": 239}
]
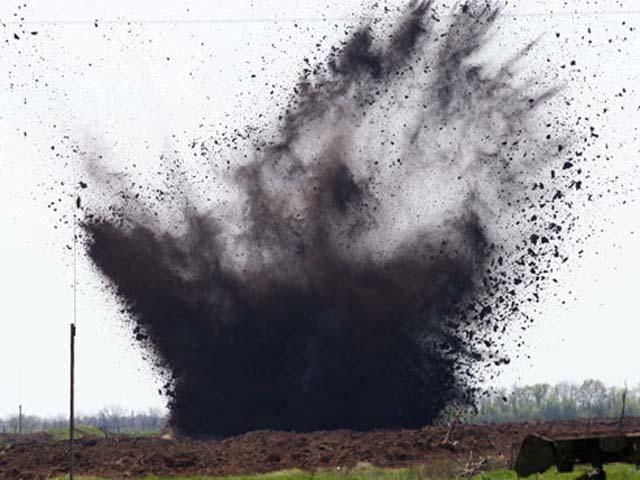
[{"left": 2, "top": 418, "right": 639, "bottom": 479}]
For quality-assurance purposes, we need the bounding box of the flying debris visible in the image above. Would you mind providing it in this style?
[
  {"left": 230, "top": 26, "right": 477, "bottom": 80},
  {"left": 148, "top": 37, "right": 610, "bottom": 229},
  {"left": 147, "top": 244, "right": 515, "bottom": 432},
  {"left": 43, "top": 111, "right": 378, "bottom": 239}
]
[{"left": 83, "top": 1, "right": 582, "bottom": 436}]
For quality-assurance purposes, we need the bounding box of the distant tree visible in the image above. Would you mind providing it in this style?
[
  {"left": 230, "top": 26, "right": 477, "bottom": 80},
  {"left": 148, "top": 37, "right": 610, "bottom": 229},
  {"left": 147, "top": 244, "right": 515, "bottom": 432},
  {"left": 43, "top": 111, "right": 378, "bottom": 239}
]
[
  {"left": 98, "top": 405, "right": 128, "bottom": 433},
  {"left": 530, "top": 384, "right": 550, "bottom": 409},
  {"left": 578, "top": 379, "right": 608, "bottom": 419}
]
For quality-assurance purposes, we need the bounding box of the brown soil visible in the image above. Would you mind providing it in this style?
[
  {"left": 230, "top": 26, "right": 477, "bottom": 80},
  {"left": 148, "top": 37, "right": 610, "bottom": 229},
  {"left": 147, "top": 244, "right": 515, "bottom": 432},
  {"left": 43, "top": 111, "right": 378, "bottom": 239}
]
[{"left": 2, "top": 418, "right": 639, "bottom": 479}]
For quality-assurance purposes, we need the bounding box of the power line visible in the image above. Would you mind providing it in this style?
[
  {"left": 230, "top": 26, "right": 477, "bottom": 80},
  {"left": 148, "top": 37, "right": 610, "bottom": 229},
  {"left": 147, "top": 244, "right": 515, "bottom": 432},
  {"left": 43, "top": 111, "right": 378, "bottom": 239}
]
[
  {"left": 7, "top": 17, "right": 351, "bottom": 26},
  {"left": 2, "top": 9, "right": 640, "bottom": 26}
]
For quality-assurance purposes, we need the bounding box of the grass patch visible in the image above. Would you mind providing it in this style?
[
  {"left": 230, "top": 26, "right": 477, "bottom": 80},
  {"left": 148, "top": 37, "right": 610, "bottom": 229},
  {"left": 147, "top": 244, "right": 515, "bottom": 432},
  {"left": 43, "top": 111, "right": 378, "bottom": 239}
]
[
  {"left": 46, "top": 464, "right": 640, "bottom": 480},
  {"left": 45, "top": 426, "right": 160, "bottom": 441},
  {"left": 46, "top": 425, "right": 107, "bottom": 441},
  {"left": 475, "top": 464, "right": 640, "bottom": 480}
]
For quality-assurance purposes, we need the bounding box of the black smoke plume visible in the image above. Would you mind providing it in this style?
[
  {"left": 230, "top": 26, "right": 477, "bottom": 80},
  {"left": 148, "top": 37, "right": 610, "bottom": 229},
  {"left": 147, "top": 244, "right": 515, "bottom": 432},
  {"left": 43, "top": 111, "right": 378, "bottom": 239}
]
[{"left": 83, "top": 1, "right": 570, "bottom": 436}]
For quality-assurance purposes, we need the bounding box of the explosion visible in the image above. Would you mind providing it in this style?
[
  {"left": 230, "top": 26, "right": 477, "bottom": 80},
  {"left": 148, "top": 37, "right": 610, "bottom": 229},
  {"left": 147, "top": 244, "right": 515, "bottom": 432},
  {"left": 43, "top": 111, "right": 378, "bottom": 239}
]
[{"left": 83, "top": 1, "right": 573, "bottom": 436}]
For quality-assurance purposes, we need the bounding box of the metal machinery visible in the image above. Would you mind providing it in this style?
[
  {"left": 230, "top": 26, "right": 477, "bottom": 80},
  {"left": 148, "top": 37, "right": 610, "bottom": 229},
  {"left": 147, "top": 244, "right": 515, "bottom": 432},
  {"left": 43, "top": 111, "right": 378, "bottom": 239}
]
[{"left": 514, "top": 433, "right": 640, "bottom": 480}]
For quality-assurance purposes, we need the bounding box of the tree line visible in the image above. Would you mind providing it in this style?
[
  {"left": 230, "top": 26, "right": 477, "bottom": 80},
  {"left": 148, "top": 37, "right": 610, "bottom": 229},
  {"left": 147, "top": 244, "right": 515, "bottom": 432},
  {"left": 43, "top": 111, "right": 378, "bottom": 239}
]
[
  {"left": 0, "top": 406, "right": 166, "bottom": 435},
  {"left": 2, "top": 380, "right": 637, "bottom": 434},
  {"left": 472, "top": 380, "right": 638, "bottom": 423}
]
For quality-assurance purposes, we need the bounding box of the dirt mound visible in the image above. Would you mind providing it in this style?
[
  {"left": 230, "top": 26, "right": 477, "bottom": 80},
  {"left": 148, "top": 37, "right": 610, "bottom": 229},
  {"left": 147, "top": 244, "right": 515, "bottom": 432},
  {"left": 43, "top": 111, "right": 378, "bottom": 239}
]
[{"left": 2, "top": 418, "right": 639, "bottom": 479}]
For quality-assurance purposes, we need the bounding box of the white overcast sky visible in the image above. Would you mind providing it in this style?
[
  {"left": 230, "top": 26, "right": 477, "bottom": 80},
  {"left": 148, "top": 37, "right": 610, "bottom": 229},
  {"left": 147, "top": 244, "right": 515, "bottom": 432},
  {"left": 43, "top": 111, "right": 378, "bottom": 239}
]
[{"left": 1, "top": 0, "right": 639, "bottom": 418}]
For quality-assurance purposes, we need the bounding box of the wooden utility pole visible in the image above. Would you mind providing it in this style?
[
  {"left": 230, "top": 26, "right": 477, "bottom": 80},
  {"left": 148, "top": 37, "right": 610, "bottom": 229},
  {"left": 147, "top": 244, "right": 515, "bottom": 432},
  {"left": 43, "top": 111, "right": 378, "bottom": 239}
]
[
  {"left": 18, "top": 405, "right": 22, "bottom": 435},
  {"left": 70, "top": 168, "right": 79, "bottom": 479},
  {"left": 69, "top": 323, "right": 76, "bottom": 480}
]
